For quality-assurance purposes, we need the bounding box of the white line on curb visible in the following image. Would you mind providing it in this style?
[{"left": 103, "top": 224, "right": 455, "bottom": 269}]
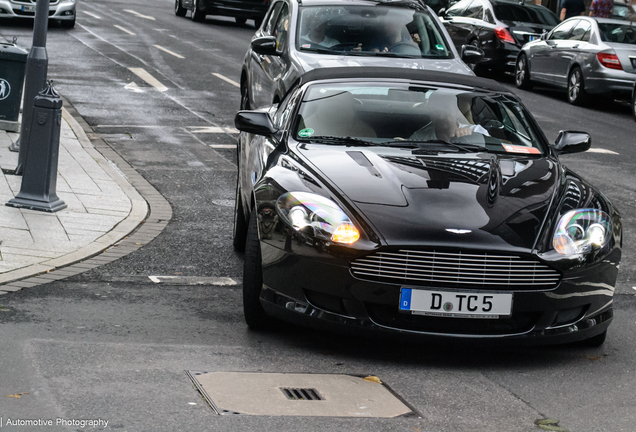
[
  {"left": 154, "top": 45, "right": 185, "bottom": 59},
  {"left": 83, "top": 11, "right": 101, "bottom": 19},
  {"left": 114, "top": 25, "right": 136, "bottom": 35},
  {"left": 128, "top": 68, "right": 168, "bottom": 92},
  {"left": 587, "top": 148, "right": 619, "bottom": 155},
  {"left": 123, "top": 9, "right": 155, "bottom": 20},
  {"left": 212, "top": 73, "right": 240, "bottom": 88},
  {"left": 148, "top": 276, "right": 240, "bottom": 285},
  {"left": 209, "top": 144, "right": 237, "bottom": 149}
]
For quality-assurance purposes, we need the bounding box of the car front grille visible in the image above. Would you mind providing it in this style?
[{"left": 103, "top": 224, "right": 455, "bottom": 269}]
[
  {"left": 366, "top": 303, "right": 539, "bottom": 335},
  {"left": 351, "top": 250, "right": 560, "bottom": 290}
]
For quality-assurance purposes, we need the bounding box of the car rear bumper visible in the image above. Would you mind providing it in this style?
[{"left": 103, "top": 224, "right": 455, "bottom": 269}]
[
  {"left": 585, "top": 69, "right": 636, "bottom": 96},
  {"left": 258, "top": 241, "right": 618, "bottom": 345},
  {"left": 0, "top": 0, "right": 75, "bottom": 20}
]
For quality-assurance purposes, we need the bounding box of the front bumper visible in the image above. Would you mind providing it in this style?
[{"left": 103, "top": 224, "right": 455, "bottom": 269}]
[
  {"left": 0, "top": 0, "right": 75, "bottom": 20},
  {"left": 259, "top": 240, "right": 618, "bottom": 346}
]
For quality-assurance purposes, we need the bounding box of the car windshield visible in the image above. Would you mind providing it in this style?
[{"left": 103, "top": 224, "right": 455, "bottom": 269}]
[
  {"left": 294, "top": 83, "right": 546, "bottom": 155},
  {"left": 296, "top": 5, "right": 452, "bottom": 58},
  {"left": 494, "top": 4, "right": 559, "bottom": 26},
  {"left": 598, "top": 22, "right": 636, "bottom": 44}
]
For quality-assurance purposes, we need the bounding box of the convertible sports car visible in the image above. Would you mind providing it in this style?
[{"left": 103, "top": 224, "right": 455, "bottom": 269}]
[{"left": 233, "top": 67, "right": 621, "bottom": 346}]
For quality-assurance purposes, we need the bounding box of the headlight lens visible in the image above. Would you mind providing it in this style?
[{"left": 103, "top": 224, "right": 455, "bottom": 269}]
[
  {"left": 553, "top": 209, "right": 611, "bottom": 256},
  {"left": 276, "top": 192, "right": 360, "bottom": 244}
]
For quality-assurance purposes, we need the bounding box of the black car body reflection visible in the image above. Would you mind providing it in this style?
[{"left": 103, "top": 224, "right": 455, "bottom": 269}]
[{"left": 233, "top": 67, "right": 621, "bottom": 346}]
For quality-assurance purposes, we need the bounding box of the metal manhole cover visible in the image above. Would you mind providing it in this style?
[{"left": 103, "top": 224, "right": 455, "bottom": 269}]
[{"left": 187, "top": 371, "right": 416, "bottom": 417}]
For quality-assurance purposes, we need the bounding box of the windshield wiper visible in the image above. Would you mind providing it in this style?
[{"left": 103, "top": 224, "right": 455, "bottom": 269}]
[
  {"left": 302, "top": 136, "right": 376, "bottom": 146},
  {"left": 382, "top": 139, "right": 486, "bottom": 153}
]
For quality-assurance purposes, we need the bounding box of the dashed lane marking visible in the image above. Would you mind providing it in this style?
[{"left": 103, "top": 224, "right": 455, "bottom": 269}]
[
  {"left": 190, "top": 126, "right": 239, "bottom": 134},
  {"left": 212, "top": 73, "right": 240, "bottom": 88},
  {"left": 209, "top": 144, "right": 237, "bottom": 149},
  {"left": 92, "top": 125, "right": 238, "bottom": 132},
  {"left": 154, "top": 45, "right": 185, "bottom": 59},
  {"left": 123, "top": 9, "right": 155, "bottom": 20},
  {"left": 586, "top": 148, "right": 619, "bottom": 155},
  {"left": 148, "top": 276, "right": 240, "bottom": 285},
  {"left": 83, "top": 11, "right": 101, "bottom": 19},
  {"left": 114, "top": 25, "right": 136, "bottom": 36},
  {"left": 128, "top": 68, "right": 168, "bottom": 92}
]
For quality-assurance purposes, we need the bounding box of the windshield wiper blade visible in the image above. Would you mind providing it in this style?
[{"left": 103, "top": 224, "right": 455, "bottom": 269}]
[
  {"left": 383, "top": 139, "right": 486, "bottom": 153},
  {"left": 303, "top": 136, "right": 375, "bottom": 146}
]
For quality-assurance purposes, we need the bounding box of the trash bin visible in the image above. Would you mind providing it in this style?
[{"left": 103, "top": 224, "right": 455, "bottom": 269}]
[{"left": 0, "top": 41, "right": 28, "bottom": 132}]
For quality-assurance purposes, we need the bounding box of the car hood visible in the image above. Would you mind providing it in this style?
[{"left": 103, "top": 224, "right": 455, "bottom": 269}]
[
  {"left": 293, "top": 50, "right": 474, "bottom": 76},
  {"left": 297, "top": 145, "right": 560, "bottom": 250}
]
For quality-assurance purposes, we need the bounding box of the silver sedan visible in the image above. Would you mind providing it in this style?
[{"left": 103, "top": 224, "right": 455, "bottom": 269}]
[
  {"left": 0, "top": 0, "right": 76, "bottom": 28},
  {"left": 515, "top": 16, "right": 636, "bottom": 105}
]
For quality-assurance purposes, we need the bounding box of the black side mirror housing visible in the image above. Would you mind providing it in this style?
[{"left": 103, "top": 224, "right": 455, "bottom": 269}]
[
  {"left": 553, "top": 130, "right": 591, "bottom": 154},
  {"left": 540, "top": 31, "right": 548, "bottom": 41},
  {"left": 235, "top": 110, "right": 279, "bottom": 137},
  {"left": 461, "top": 44, "right": 485, "bottom": 65},
  {"left": 251, "top": 36, "right": 279, "bottom": 56},
  {"left": 438, "top": 7, "right": 446, "bottom": 16}
]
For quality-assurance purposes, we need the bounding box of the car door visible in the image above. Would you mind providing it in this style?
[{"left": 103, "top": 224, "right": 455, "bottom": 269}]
[
  {"left": 531, "top": 19, "right": 578, "bottom": 84},
  {"left": 249, "top": 1, "right": 286, "bottom": 108}
]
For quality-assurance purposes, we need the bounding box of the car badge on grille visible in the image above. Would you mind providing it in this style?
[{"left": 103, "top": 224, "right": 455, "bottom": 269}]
[{"left": 446, "top": 229, "right": 471, "bottom": 234}]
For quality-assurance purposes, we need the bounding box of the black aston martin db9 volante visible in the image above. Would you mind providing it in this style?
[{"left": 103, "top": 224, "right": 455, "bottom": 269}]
[{"left": 233, "top": 67, "right": 621, "bottom": 346}]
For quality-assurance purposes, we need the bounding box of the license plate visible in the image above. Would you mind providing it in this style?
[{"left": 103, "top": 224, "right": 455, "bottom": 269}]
[
  {"left": 529, "top": 35, "right": 537, "bottom": 42},
  {"left": 22, "top": 5, "right": 35, "bottom": 12},
  {"left": 399, "top": 288, "right": 513, "bottom": 319}
]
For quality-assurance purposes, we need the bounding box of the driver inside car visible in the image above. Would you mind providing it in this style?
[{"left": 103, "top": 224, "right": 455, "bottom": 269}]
[
  {"left": 299, "top": 13, "right": 339, "bottom": 48},
  {"left": 355, "top": 15, "right": 419, "bottom": 53}
]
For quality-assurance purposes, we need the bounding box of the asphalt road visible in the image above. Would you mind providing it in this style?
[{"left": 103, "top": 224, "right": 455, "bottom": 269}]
[{"left": 0, "top": 1, "right": 635, "bottom": 431}]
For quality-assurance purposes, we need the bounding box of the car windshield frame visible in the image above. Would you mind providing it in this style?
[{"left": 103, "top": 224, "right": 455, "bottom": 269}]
[
  {"left": 292, "top": 81, "right": 550, "bottom": 155},
  {"left": 295, "top": 5, "right": 453, "bottom": 59}
]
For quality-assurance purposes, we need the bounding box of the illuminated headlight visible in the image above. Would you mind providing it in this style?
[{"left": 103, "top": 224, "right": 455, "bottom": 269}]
[
  {"left": 276, "top": 192, "right": 360, "bottom": 244},
  {"left": 553, "top": 209, "right": 611, "bottom": 256}
]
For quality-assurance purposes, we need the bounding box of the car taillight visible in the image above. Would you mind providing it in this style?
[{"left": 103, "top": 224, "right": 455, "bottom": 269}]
[
  {"left": 597, "top": 52, "right": 623, "bottom": 70},
  {"left": 494, "top": 27, "right": 515, "bottom": 44}
]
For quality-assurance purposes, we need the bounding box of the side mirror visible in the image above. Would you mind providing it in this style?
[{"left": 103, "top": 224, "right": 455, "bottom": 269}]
[
  {"left": 438, "top": 7, "right": 446, "bottom": 16},
  {"left": 251, "top": 36, "right": 279, "bottom": 56},
  {"left": 235, "top": 110, "right": 279, "bottom": 137},
  {"left": 553, "top": 130, "right": 591, "bottom": 154},
  {"left": 540, "top": 30, "right": 548, "bottom": 41},
  {"left": 461, "top": 44, "right": 485, "bottom": 64}
]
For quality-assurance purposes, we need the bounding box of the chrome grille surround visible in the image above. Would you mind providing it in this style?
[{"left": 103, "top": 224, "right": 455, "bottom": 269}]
[{"left": 351, "top": 250, "right": 561, "bottom": 290}]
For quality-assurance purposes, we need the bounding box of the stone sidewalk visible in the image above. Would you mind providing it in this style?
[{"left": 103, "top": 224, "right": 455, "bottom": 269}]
[{"left": 0, "top": 105, "right": 157, "bottom": 294}]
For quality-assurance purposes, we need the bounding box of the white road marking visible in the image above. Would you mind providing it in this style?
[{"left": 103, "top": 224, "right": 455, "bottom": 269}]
[
  {"left": 123, "top": 9, "right": 155, "bottom": 20},
  {"left": 128, "top": 68, "right": 168, "bottom": 92},
  {"left": 212, "top": 73, "right": 240, "bottom": 88},
  {"left": 114, "top": 25, "right": 136, "bottom": 36},
  {"left": 124, "top": 82, "right": 145, "bottom": 93},
  {"left": 148, "top": 276, "right": 240, "bottom": 285},
  {"left": 154, "top": 45, "right": 185, "bottom": 59},
  {"left": 190, "top": 126, "right": 239, "bottom": 134},
  {"left": 83, "top": 11, "right": 101, "bottom": 19},
  {"left": 586, "top": 148, "right": 619, "bottom": 155},
  {"left": 209, "top": 144, "right": 237, "bottom": 149}
]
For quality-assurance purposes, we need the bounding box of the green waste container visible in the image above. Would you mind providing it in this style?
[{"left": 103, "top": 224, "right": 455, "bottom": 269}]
[{"left": 0, "top": 41, "right": 28, "bottom": 132}]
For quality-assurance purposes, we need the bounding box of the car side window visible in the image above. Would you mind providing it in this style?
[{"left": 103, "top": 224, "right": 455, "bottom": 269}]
[
  {"left": 446, "top": 0, "right": 471, "bottom": 17},
  {"left": 550, "top": 20, "right": 578, "bottom": 40},
  {"left": 483, "top": 8, "right": 495, "bottom": 24},
  {"left": 569, "top": 20, "right": 591, "bottom": 41},
  {"left": 274, "top": 4, "right": 290, "bottom": 53},
  {"left": 462, "top": 0, "right": 484, "bottom": 19},
  {"left": 264, "top": 2, "right": 284, "bottom": 36}
]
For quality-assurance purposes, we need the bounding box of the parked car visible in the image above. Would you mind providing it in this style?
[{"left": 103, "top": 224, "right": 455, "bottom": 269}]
[
  {"left": 0, "top": 0, "right": 76, "bottom": 28},
  {"left": 632, "top": 81, "right": 636, "bottom": 120},
  {"left": 515, "top": 17, "right": 636, "bottom": 105},
  {"left": 439, "top": 0, "right": 559, "bottom": 76},
  {"left": 174, "top": 0, "right": 270, "bottom": 27},
  {"left": 233, "top": 66, "right": 621, "bottom": 346},
  {"left": 240, "top": 0, "right": 483, "bottom": 110}
]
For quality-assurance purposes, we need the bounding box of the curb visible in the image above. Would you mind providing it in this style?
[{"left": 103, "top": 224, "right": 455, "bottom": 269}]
[{"left": 0, "top": 98, "right": 173, "bottom": 294}]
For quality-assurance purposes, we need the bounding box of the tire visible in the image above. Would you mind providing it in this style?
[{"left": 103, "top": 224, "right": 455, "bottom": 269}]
[
  {"left": 240, "top": 81, "right": 251, "bottom": 110},
  {"left": 235, "top": 17, "right": 247, "bottom": 25},
  {"left": 175, "top": 0, "right": 187, "bottom": 17},
  {"left": 60, "top": 16, "right": 75, "bottom": 28},
  {"left": 515, "top": 54, "right": 533, "bottom": 90},
  {"left": 243, "top": 212, "right": 272, "bottom": 330},
  {"left": 254, "top": 17, "right": 263, "bottom": 29},
  {"left": 191, "top": 0, "right": 206, "bottom": 22},
  {"left": 233, "top": 181, "right": 248, "bottom": 252},
  {"left": 582, "top": 330, "right": 607, "bottom": 347},
  {"left": 567, "top": 66, "right": 587, "bottom": 105}
]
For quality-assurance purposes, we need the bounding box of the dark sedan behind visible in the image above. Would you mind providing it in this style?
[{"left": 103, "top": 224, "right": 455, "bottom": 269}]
[{"left": 440, "top": 0, "right": 559, "bottom": 75}]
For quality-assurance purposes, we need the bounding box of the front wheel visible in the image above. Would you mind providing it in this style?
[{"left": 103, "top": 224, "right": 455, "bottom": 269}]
[
  {"left": 240, "top": 82, "right": 251, "bottom": 110},
  {"left": 235, "top": 17, "right": 247, "bottom": 25},
  {"left": 254, "top": 17, "right": 263, "bottom": 28},
  {"left": 233, "top": 182, "right": 248, "bottom": 252},
  {"left": 243, "top": 212, "right": 272, "bottom": 330},
  {"left": 191, "top": 0, "right": 206, "bottom": 22},
  {"left": 175, "top": 0, "right": 187, "bottom": 17},
  {"left": 567, "top": 67, "right": 587, "bottom": 105},
  {"left": 515, "top": 54, "right": 533, "bottom": 90}
]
